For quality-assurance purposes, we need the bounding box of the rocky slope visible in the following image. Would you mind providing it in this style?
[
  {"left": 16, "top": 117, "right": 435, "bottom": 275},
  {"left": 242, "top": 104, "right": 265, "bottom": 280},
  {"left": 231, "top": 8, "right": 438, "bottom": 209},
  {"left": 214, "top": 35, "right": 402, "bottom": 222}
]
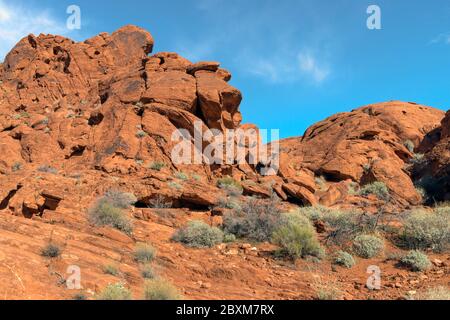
[{"left": 0, "top": 26, "right": 448, "bottom": 300}]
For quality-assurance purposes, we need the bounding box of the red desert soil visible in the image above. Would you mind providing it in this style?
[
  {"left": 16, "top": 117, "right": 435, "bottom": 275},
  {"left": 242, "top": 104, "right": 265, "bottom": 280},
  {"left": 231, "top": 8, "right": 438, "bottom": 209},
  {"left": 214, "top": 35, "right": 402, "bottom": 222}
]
[{"left": 0, "top": 25, "right": 448, "bottom": 300}]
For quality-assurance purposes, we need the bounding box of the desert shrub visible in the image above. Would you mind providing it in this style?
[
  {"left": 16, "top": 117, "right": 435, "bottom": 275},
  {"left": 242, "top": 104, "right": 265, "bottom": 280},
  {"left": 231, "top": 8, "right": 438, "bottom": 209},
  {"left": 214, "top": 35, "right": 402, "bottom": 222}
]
[
  {"left": 41, "top": 243, "right": 61, "bottom": 258},
  {"left": 404, "top": 140, "right": 415, "bottom": 153},
  {"left": 141, "top": 265, "right": 156, "bottom": 279},
  {"left": 97, "top": 283, "right": 132, "bottom": 300},
  {"left": 134, "top": 243, "right": 156, "bottom": 263},
  {"left": 11, "top": 162, "right": 23, "bottom": 172},
  {"left": 168, "top": 181, "right": 182, "bottom": 190},
  {"left": 72, "top": 293, "right": 87, "bottom": 300},
  {"left": 272, "top": 213, "right": 324, "bottom": 259},
  {"left": 410, "top": 153, "right": 426, "bottom": 165},
  {"left": 103, "top": 264, "right": 120, "bottom": 276},
  {"left": 37, "top": 165, "right": 58, "bottom": 174},
  {"left": 217, "top": 197, "right": 241, "bottom": 210},
  {"left": 333, "top": 251, "right": 355, "bottom": 268},
  {"left": 143, "top": 279, "right": 181, "bottom": 300},
  {"left": 416, "top": 286, "right": 450, "bottom": 300},
  {"left": 301, "top": 207, "right": 377, "bottom": 245},
  {"left": 149, "top": 195, "right": 172, "bottom": 209},
  {"left": 104, "top": 190, "right": 137, "bottom": 209},
  {"left": 136, "top": 130, "right": 148, "bottom": 139},
  {"left": 149, "top": 161, "right": 165, "bottom": 171},
  {"left": 400, "top": 250, "right": 431, "bottom": 272},
  {"left": 223, "top": 233, "right": 237, "bottom": 243},
  {"left": 314, "top": 176, "right": 327, "bottom": 191},
  {"left": 174, "top": 171, "right": 188, "bottom": 180},
  {"left": 88, "top": 198, "right": 133, "bottom": 235},
  {"left": 352, "top": 234, "right": 384, "bottom": 258},
  {"left": 358, "top": 182, "right": 390, "bottom": 201},
  {"left": 400, "top": 208, "right": 449, "bottom": 253},
  {"left": 217, "top": 176, "right": 243, "bottom": 192},
  {"left": 172, "top": 220, "right": 223, "bottom": 248},
  {"left": 222, "top": 197, "right": 282, "bottom": 242}
]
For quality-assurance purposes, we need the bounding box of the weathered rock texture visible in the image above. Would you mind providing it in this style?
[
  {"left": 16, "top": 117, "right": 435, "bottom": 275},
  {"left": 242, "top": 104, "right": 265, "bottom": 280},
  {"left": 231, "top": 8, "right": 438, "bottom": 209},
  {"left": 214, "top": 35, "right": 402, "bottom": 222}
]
[
  {"left": 414, "top": 110, "right": 450, "bottom": 202},
  {"left": 278, "top": 102, "right": 445, "bottom": 208}
]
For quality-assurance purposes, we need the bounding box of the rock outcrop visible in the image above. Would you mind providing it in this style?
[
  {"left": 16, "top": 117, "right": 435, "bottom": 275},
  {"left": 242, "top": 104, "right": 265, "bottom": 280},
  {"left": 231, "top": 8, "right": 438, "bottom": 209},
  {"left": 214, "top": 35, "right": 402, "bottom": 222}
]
[{"left": 278, "top": 102, "right": 445, "bottom": 207}]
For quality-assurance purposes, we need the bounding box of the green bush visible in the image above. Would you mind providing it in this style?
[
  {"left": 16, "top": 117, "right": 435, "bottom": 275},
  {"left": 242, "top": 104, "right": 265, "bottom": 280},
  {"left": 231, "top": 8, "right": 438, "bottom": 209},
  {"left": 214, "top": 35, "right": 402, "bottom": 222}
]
[
  {"left": 333, "top": 251, "right": 356, "bottom": 268},
  {"left": 404, "top": 140, "right": 415, "bottom": 153},
  {"left": 72, "top": 293, "right": 87, "bottom": 300},
  {"left": 222, "top": 197, "right": 282, "bottom": 242},
  {"left": 134, "top": 243, "right": 156, "bottom": 263},
  {"left": 143, "top": 279, "right": 181, "bottom": 300},
  {"left": 358, "top": 182, "right": 390, "bottom": 201},
  {"left": 141, "top": 265, "right": 156, "bottom": 279},
  {"left": 217, "top": 176, "right": 243, "bottom": 191},
  {"left": 88, "top": 198, "right": 133, "bottom": 235},
  {"left": 41, "top": 243, "right": 61, "bottom": 258},
  {"left": 136, "top": 130, "right": 148, "bottom": 139},
  {"left": 173, "top": 220, "right": 223, "bottom": 248},
  {"left": 97, "top": 283, "right": 132, "bottom": 300},
  {"left": 223, "top": 233, "right": 237, "bottom": 243},
  {"left": 272, "top": 213, "right": 323, "bottom": 259},
  {"left": 400, "top": 250, "right": 431, "bottom": 272},
  {"left": 301, "top": 207, "right": 377, "bottom": 245},
  {"left": 37, "top": 165, "right": 58, "bottom": 174},
  {"left": 149, "top": 161, "right": 165, "bottom": 171},
  {"left": 175, "top": 172, "right": 188, "bottom": 180},
  {"left": 352, "top": 234, "right": 384, "bottom": 258},
  {"left": 103, "top": 264, "right": 120, "bottom": 276},
  {"left": 401, "top": 208, "right": 449, "bottom": 253},
  {"left": 11, "top": 162, "right": 23, "bottom": 172},
  {"left": 104, "top": 190, "right": 137, "bottom": 209}
]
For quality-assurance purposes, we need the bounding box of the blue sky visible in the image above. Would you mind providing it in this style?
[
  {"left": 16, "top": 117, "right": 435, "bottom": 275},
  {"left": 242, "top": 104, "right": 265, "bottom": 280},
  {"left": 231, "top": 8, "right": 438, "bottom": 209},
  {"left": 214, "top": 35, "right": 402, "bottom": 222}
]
[{"left": 0, "top": 0, "right": 449, "bottom": 139}]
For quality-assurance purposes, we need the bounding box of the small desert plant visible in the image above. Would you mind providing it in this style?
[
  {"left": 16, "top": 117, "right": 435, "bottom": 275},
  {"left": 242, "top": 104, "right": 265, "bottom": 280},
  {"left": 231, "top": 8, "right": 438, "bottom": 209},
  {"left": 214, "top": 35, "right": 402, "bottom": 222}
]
[
  {"left": 103, "top": 190, "right": 137, "bottom": 209},
  {"left": 173, "top": 220, "right": 223, "bottom": 248},
  {"left": 141, "top": 265, "right": 156, "bottom": 279},
  {"left": 410, "top": 153, "right": 426, "bottom": 165},
  {"left": 97, "top": 283, "right": 132, "bottom": 300},
  {"left": 37, "top": 165, "right": 58, "bottom": 174},
  {"left": 223, "top": 233, "right": 237, "bottom": 243},
  {"left": 400, "top": 208, "right": 449, "bottom": 253},
  {"left": 222, "top": 196, "right": 282, "bottom": 242},
  {"left": 72, "top": 293, "right": 87, "bottom": 300},
  {"left": 168, "top": 181, "right": 182, "bottom": 190},
  {"left": 314, "top": 176, "right": 327, "bottom": 191},
  {"left": 416, "top": 286, "right": 450, "bottom": 300},
  {"left": 217, "top": 176, "right": 243, "bottom": 191},
  {"left": 217, "top": 197, "right": 241, "bottom": 210},
  {"left": 103, "top": 264, "right": 120, "bottom": 276},
  {"left": 333, "top": 251, "right": 356, "bottom": 268},
  {"left": 312, "top": 275, "right": 342, "bottom": 300},
  {"left": 143, "top": 279, "right": 181, "bottom": 300},
  {"left": 352, "top": 234, "right": 384, "bottom": 258},
  {"left": 149, "top": 195, "right": 172, "bottom": 209},
  {"left": 404, "top": 140, "right": 415, "bottom": 153},
  {"left": 358, "top": 182, "right": 390, "bottom": 201},
  {"left": 88, "top": 198, "right": 133, "bottom": 235},
  {"left": 136, "top": 130, "right": 148, "bottom": 139},
  {"left": 174, "top": 171, "right": 188, "bottom": 180},
  {"left": 41, "top": 243, "right": 62, "bottom": 258},
  {"left": 134, "top": 243, "right": 156, "bottom": 263},
  {"left": 400, "top": 250, "right": 431, "bottom": 272},
  {"left": 149, "top": 161, "right": 165, "bottom": 171},
  {"left": 272, "top": 213, "right": 323, "bottom": 259},
  {"left": 11, "top": 162, "right": 23, "bottom": 172},
  {"left": 302, "top": 207, "right": 377, "bottom": 245}
]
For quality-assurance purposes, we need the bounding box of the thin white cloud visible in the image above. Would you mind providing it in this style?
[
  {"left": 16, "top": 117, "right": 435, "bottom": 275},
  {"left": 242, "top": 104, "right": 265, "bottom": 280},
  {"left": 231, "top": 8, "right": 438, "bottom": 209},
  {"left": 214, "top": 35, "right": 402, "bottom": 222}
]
[
  {"left": 0, "top": 0, "right": 66, "bottom": 61},
  {"left": 430, "top": 32, "right": 450, "bottom": 45},
  {"left": 298, "top": 52, "right": 330, "bottom": 84}
]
